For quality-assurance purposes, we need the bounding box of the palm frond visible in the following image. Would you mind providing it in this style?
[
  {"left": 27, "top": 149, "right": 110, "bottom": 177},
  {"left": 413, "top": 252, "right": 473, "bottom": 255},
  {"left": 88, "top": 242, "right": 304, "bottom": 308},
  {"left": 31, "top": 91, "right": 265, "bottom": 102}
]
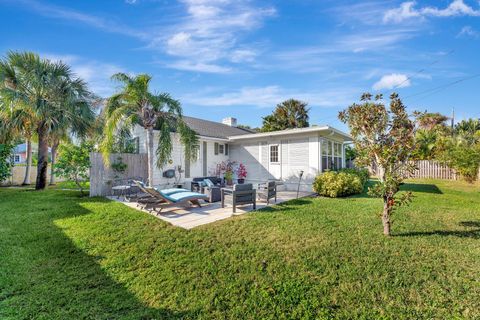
[{"left": 155, "top": 118, "right": 173, "bottom": 168}]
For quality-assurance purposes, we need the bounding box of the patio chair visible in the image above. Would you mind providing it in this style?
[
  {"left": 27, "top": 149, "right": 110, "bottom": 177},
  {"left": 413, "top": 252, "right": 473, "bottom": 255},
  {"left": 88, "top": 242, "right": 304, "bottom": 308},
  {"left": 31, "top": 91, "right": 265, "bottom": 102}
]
[
  {"left": 131, "top": 181, "right": 190, "bottom": 208},
  {"left": 221, "top": 184, "right": 256, "bottom": 213},
  {"left": 142, "top": 187, "right": 208, "bottom": 213},
  {"left": 257, "top": 181, "right": 277, "bottom": 204}
]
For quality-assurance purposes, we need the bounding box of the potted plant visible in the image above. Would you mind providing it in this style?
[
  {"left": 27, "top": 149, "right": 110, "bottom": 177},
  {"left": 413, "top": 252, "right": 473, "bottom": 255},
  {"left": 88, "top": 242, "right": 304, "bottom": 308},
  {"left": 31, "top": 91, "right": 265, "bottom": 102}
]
[
  {"left": 224, "top": 169, "right": 234, "bottom": 186},
  {"left": 236, "top": 163, "right": 247, "bottom": 184}
]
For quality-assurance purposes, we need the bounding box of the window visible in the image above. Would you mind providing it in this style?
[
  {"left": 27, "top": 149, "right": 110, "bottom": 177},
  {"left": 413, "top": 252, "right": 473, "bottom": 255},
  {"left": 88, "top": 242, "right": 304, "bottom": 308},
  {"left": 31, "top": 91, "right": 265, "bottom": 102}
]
[
  {"left": 321, "top": 139, "right": 343, "bottom": 171},
  {"left": 270, "top": 145, "right": 279, "bottom": 163},
  {"left": 214, "top": 142, "right": 219, "bottom": 155},
  {"left": 219, "top": 144, "right": 224, "bottom": 154},
  {"left": 322, "top": 140, "right": 331, "bottom": 172},
  {"left": 334, "top": 143, "right": 342, "bottom": 170},
  {"left": 225, "top": 144, "right": 229, "bottom": 156},
  {"left": 14, "top": 155, "right": 20, "bottom": 163}
]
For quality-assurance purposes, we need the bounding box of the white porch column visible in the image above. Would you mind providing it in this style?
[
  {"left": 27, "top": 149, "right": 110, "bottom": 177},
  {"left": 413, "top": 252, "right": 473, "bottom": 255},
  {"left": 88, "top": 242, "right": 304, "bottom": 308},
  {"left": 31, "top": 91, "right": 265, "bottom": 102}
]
[
  {"left": 319, "top": 138, "right": 323, "bottom": 173},
  {"left": 308, "top": 136, "right": 320, "bottom": 175}
]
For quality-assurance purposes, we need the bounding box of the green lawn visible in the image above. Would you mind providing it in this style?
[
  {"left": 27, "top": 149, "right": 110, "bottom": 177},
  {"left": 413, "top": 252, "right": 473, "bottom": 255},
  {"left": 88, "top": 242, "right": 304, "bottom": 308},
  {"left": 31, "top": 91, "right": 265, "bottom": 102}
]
[
  {"left": 1, "top": 180, "right": 479, "bottom": 319},
  {"left": 48, "top": 180, "right": 90, "bottom": 191}
]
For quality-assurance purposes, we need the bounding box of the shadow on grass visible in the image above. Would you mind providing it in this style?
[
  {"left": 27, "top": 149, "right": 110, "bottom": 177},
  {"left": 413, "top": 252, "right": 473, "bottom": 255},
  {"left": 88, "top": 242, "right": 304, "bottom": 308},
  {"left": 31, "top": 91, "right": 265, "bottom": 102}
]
[
  {"left": 395, "top": 221, "right": 480, "bottom": 239},
  {"left": 399, "top": 183, "right": 443, "bottom": 194},
  {"left": 350, "top": 181, "right": 443, "bottom": 199},
  {"left": 0, "top": 189, "right": 194, "bottom": 319},
  {"left": 258, "top": 198, "right": 314, "bottom": 213}
]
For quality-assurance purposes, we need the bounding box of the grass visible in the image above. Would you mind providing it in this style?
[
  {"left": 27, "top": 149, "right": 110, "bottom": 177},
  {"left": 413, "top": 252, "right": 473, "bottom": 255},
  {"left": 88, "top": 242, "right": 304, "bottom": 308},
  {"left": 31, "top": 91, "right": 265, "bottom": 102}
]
[
  {"left": 48, "top": 180, "right": 90, "bottom": 190},
  {"left": 1, "top": 179, "right": 479, "bottom": 319}
]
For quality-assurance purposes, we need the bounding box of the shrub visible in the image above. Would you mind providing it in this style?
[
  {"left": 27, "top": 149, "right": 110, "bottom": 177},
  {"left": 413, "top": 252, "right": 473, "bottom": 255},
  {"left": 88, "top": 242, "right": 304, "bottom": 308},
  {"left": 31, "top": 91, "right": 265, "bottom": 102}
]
[
  {"left": 0, "top": 144, "right": 14, "bottom": 182},
  {"left": 339, "top": 168, "right": 369, "bottom": 185},
  {"left": 313, "top": 171, "right": 363, "bottom": 198},
  {"left": 55, "top": 142, "right": 93, "bottom": 194}
]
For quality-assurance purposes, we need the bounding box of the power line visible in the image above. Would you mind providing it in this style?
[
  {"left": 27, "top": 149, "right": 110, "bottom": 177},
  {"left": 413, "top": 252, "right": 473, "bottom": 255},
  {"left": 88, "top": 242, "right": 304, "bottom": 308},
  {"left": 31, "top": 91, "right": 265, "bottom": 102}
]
[
  {"left": 378, "top": 49, "right": 455, "bottom": 97},
  {"left": 404, "top": 73, "right": 480, "bottom": 103}
]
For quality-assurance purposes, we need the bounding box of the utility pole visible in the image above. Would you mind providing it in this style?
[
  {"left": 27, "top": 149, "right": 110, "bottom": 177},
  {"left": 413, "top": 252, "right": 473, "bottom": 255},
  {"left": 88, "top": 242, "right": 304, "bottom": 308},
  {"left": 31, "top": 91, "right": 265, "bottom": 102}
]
[{"left": 451, "top": 107, "right": 455, "bottom": 131}]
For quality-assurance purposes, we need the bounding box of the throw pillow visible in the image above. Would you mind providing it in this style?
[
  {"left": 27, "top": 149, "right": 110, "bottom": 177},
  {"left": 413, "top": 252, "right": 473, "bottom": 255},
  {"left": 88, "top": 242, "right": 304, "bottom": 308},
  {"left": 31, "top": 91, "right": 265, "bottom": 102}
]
[{"left": 203, "top": 179, "right": 214, "bottom": 188}]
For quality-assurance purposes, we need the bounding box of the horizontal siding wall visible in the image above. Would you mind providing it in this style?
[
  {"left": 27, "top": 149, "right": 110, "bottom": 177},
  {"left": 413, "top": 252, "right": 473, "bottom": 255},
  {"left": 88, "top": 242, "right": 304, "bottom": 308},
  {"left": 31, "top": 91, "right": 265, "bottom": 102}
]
[{"left": 137, "top": 131, "right": 229, "bottom": 187}]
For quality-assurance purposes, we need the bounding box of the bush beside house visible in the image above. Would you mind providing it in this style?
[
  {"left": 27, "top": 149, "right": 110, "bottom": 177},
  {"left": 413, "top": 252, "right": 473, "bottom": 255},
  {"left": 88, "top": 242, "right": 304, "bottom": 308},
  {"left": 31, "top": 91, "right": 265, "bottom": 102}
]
[{"left": 313, "top": 168, "right": 368, "bottom": 198}]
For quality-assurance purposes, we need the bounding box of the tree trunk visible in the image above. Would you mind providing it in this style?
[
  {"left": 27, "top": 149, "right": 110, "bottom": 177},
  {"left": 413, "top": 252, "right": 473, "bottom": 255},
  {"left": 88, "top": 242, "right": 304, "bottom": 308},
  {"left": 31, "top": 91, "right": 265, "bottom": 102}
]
[
  {"left": 49, "top": 140, "right": 59, "bottom": 185},
  {"left": 382, "top": 198, "right": 392, "bottom": 236},
  {"left": 35, "top": 124, "right": 49, "bottom": 190},
  {"left": 146, "top": 126, "right": 154, "bottom": 187},
  {"left": 22, "top": 139, "right": 32, "bottom": 185}
]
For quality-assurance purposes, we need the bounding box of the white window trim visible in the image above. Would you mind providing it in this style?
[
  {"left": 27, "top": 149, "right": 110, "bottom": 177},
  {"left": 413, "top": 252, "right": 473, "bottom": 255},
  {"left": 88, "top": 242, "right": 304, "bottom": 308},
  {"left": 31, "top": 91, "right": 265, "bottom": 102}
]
[{"left": 269, "top": 144, "right": 280, "bottom": 164}]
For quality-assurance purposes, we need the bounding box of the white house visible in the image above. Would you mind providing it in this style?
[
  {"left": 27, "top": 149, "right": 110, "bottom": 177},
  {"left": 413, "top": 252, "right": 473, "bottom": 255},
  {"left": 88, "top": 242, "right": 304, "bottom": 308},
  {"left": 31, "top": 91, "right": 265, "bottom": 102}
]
[{"left": 132, "top": 116, "right": 352, "bottom": 191}]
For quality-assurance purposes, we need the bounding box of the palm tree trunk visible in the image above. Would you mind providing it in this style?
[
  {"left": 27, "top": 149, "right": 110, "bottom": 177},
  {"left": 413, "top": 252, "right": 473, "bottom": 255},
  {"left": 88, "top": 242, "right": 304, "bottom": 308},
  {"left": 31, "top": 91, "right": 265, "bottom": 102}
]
[
  {"left": 146, "top": 126, "right": 154, "bottom": 187},
  {"left": 22, "top": 139, "right": 32, "bottom": 185},
  {"left": 35, "top": 123, "right": 49, "bottom": 190},
  {"left": 49, "top": 140, "right": 59, "bottom": 185}
]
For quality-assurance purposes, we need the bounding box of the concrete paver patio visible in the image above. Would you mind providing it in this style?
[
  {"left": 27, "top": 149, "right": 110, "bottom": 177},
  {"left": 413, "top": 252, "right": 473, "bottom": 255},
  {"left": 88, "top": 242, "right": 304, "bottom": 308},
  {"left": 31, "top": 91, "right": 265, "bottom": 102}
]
[{"left": 107, "top": 191, "right": 314, "bottom": 229}]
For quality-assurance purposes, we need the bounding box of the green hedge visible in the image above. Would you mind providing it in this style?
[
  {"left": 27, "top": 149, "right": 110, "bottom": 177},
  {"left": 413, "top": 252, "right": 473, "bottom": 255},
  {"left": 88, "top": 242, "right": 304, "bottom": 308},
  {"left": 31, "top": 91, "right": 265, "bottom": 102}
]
[
  {"left": 313, "top": 168, "right": 369, "bottom": 198},
  {"left": 338, "top": 168, "right": 369, "bottom": 186}
]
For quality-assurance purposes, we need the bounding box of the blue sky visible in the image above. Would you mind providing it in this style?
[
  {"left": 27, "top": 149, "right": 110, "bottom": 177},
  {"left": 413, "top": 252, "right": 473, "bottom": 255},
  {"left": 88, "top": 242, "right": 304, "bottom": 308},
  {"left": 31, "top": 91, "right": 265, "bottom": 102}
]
[{"left": 1, "top": 0, "right": 479, "bottom": 130}]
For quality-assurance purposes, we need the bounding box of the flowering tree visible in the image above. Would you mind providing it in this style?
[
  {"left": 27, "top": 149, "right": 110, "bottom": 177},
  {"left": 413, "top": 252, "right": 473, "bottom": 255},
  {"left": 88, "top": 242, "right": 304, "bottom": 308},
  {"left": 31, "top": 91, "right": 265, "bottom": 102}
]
[
  {"left": 236, "top": 163, "right": 247, "bottom": 179},
  {"left": 339, "top": 93, "right": 416, "bottom": 236}
]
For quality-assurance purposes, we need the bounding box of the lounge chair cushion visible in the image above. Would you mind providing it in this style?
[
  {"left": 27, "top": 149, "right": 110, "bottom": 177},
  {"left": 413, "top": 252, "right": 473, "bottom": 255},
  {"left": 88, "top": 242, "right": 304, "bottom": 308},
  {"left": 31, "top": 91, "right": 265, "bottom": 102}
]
[
  {"left": 157, "top": 188, "right": 190, "bottom": 195},
  {"left": 164, "top": 191, "right": 208, "bottom": 203}
]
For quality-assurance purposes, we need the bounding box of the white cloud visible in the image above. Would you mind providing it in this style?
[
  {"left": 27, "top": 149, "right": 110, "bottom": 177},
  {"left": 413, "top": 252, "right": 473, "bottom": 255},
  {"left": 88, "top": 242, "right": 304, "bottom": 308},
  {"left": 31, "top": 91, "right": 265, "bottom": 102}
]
[
  {"left": 181, "top": 86, "right": 357, "bottom": 108},
  {"left": 43, "top": 54, "right": 128, "bottom": 97},
  {"left": 384, "top": 0, "right": 480, "bottom": 23},
  {"left": 166, "top": 61, "right": 231, "bottom": 73},
  {"left": 373, "top": 73, "right": 411, "bottom": 90},
  {"left": 158, "top": 0, "right": 275, "bottom": 72},
  {"left": 14, "top": 0, "right": 147, "bottom": 39},
  {"left": 383, "top": 2, "right": 422, "bottom": 23},
  {"left": 457, "top": 25, "right": 479, "bottom": 37},
  {"left": 230, "top": 49, "right": 257, "bottom": 63}
]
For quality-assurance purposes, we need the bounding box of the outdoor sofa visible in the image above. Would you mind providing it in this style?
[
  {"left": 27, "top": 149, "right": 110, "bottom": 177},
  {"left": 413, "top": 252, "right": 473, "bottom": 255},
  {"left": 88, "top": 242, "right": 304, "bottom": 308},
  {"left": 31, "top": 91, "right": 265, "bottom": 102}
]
[{"left": 191, "top": 176, "right": 224, "bottom": 202}]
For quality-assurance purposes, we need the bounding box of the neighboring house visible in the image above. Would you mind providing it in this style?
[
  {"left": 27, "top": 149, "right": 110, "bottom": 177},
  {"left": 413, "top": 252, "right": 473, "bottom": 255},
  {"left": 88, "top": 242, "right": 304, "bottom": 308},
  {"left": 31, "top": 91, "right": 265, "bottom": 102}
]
[
  {"left": 11, "top": 143, "right": 50, "bottom": 165},
  {"left": 12, "top": 143, "right": 36, "bottom": 164},
  {"left": 132, "top": 116, "right": 352, "bottom": 191}
]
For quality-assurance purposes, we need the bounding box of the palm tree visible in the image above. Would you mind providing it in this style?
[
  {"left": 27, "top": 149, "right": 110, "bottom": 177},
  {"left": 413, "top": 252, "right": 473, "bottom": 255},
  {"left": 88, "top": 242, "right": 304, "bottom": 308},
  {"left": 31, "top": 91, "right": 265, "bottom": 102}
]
[
  {"left": 261, "top": 99, "right": 309, "bottom": 132},
  {"left": 415, "top": 112, "right": 449, "bottom": 130},
  {"left": 48, "top": 128, "right": 69, "bottom": 185},
  {"left": 0, "top": 101, "right": 35, "bottom": 184},
  {"left": 102, "top": 73, "right": 198, "bottom": 186},
  {"left": 0, "top": 51, "right": 95, "bottom": 189},
  {"left": 414, "top": 129, "right": 437, "bottom": 160},
  {"left": 455, "top": 118, "right": 480, "bottom": 140}
]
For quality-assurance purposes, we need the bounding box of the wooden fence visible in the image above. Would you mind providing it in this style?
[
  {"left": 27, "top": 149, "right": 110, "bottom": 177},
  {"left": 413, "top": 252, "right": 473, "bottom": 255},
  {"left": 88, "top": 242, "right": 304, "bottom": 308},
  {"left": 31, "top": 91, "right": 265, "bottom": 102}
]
[
  {"left": 0, "top": 165, "right": 65, "bottom": 186},
  {"left": 371, "top": 160, "right": 479, "bottom": 181},
  {"left": 89, "top": 152, "right": 147, "bottom": 197},
  {"left": 405, "top": 160, "right": 459, "bottom": 180}
]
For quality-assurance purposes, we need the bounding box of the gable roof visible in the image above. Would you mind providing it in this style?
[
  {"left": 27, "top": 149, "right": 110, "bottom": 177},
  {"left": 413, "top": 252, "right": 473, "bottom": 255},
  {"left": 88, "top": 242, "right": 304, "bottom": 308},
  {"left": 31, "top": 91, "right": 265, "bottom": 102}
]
[{"left": 182, "top": 116, "right": 255, "bottom": 139}]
